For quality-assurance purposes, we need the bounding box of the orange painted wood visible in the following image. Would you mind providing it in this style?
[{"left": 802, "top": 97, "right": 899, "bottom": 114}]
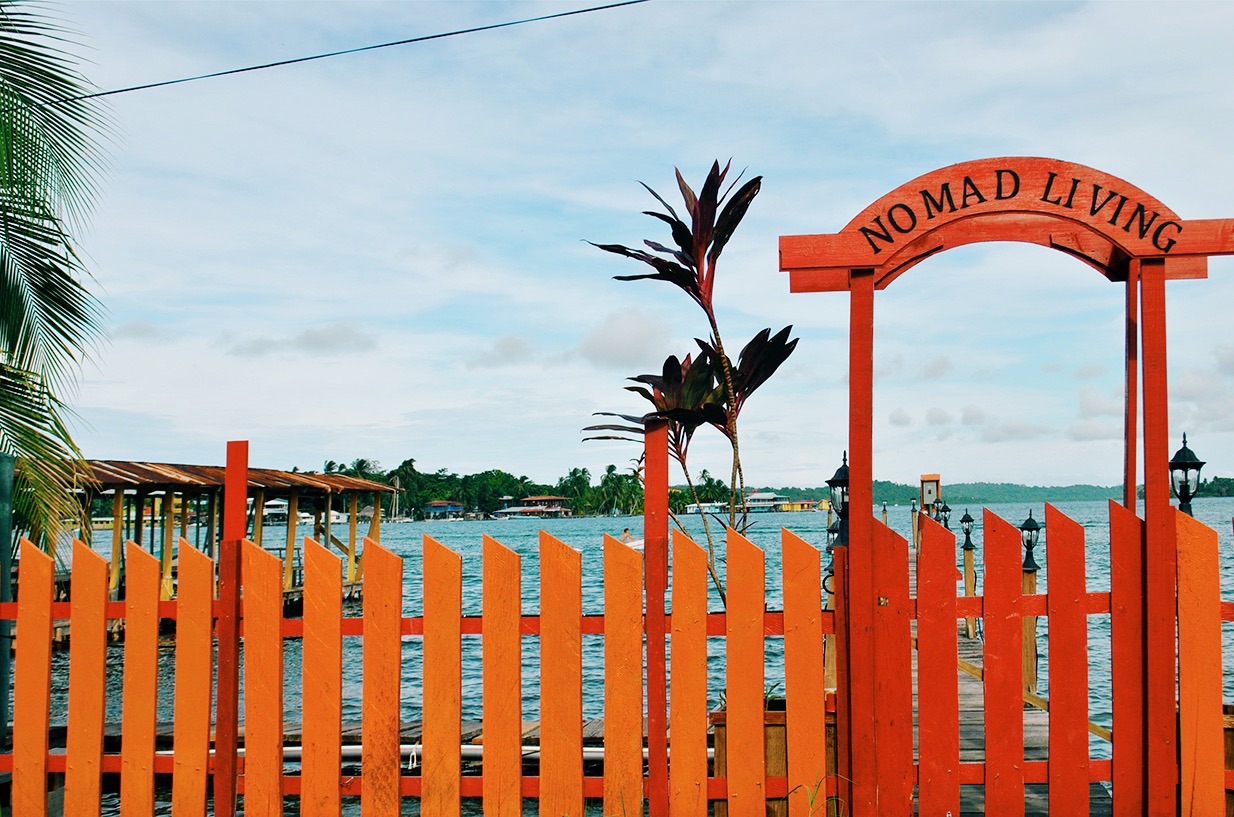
[
  {"left": 1139, "top": 258, "right": 1178, "bottom": 816},
  {"left": 361, "top": 540, "right": 404, "bottom": 817},
  {"left": 1044, "top": 505, "right": 1090, "bottom": 814},
  {"left": 915, "top": 518, "right": 960, "bottom": 815},
  {"left": 120, "top": 542, "right": 161, "bottom": 817},
  {"left": 171, "top": 543, "right": 214, "bottom": 817},
  {"left": 539, "top": 531, "right": 583, "bottom": 817},
  {"left": 12, "top": 540, "right": 53, "bottom": 817},
  {"left": 643, "top": 420, "right": 670, "bottom": 817},
  {"left": 215, "top": 440, "right": 248, "bottom": 817},
  {"left": 423, "top": 536, "right": 463, "bottom": 817},
  {"left": 781, "top": 530, "right": 827, "bottom": 817},
  {"left": 725, "top": 529, "right": 766, "bottom": 817},
  {"left": 846, "top": 268, "right": 877, "bottom": 817},
  {"left": 63, "top": 540, "right": 109, "bottom": 815},
  {"left": 241, "top": 541, "right": 285, "bottom": 816},
  {"left": 870, "top": 520, "right": 913, "bottom": 814},
  {"left": 831, "top": 545, "right": 851, "bottom": 808},
  {"left": 607, "top": 534, "right": 647, "bottom": 817},
  {"left": 1123, "top": 268, "right": 1139, "bottom": 508},
  {"left": 481, "top": 535, "right": 522, "bottom": 817},
  {"left": 302, "top": 538, "right": 343, "bottom": 817},
  {"left": 668, "top": 532, "right": 707, "bottom": 817},
  {"left": 982, "top": 511, "right": 1024, "bottom": 816},
  {"left": 1108, "top": 501, "right": 1145, "bottom": 815},
  {"left": 1176, "top": 510, "right": 1223, "bottom": 815}
]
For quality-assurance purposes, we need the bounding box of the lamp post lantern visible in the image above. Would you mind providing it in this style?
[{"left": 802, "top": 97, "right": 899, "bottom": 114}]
[
  {"left": 940, "top": 501, "right": 952, "bottom": 530},
  {"left": 960, "top": 509, "right": 975, "bottom": 551},
  {"left": 1020, "top": 509, "right": 1042, "bottom": 692},
  {"left": 1019, "top": 510, "right": 1041, "bottom": 572},
  {"left": 826, "top": 452, "right": 850, "bottom": 548},
  {"left": 1168, "top": 433, "right": 1205, "bottom": 517},
  {"left": 959, "top": 508, "right": 977, "bottom": 638}
]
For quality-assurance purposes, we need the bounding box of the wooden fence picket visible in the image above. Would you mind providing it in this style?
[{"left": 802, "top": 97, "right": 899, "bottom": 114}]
[
  {"left": 606, "top": 534, "right": 646, "bottom": 817},
  {"left": 64, "top": 541, "right": 109, "bottom": 815},
  {"left": 1108, "top": 501, "right": 1145, "bottom": 815},
  {"left": 423, "top": 536, "right": 463, "bottom": 817},
  {"left": 831, "top": 545, "right": 852, "bottom": 809},
  {"left": 12, "top": 540, "right": 53, "bottom": 817},
  {"left": 539, "top": 531, "right": 583, "bottom": 817},
  {"left": 781, "top": 530, "right": 827, "bottom": 817},
  {"left": 242, "top": 540, "right": 286, "bottom": 816},
  {"left": 915, "top": 518, "right": 960, "bottom": 815},
  {"left": 481, "top": 535, "right": 522, "bottom": 817},
  {"left": 1176, "top": 509, "right": 1223, "bottom": 815},
  {"left": 171, "top": 541, "right": 215, "bottom": 817},
  {"left": 120, "top": 543, "right": 161, "bottom": 817},
  {"left": 871, "top": 520, "right": 913, "bottom": 815},
  {"left": 981, "top": 511, "right": 1024, "bottom": 816},
  {"left": 725, "top": 529, "right": 766, "bottom": 817},
  {"left": 1044, "top": 505, "right": 1090, "bottom": 814},
  {"left": 668, "top": 532, "right": 708, "bottom": 817},
  {"left": 361, "top": 538, "right": 404, "bottom": 817},
  {"left": 301, "top": 538, "right": 343, "bottom": 817}
]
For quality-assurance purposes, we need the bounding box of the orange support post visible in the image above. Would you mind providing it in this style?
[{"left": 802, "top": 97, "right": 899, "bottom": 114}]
[
  {"left": 1123, "top": 266, "right": 1139, "bottom": 509},
  {"left": 302, "top": 538, "right": 343, "bottom": 817},
  {"left": 171, "top": 544, "right": 215, "bottom": 817},
  {"left": 643, "top": 419, "right": 670, "bottom": 817},
  {"left": 64, "top": 542, "right": 109, "bottom": 816},
  {"left": 12, "top": 541, "right": 53, "bottom": 817},
  {"left": 916, "top": 519, "right": 960, "bottom": 815},
  {"left": 871, "top": 521, "right": 912, "bottom": 814},
  {"left": 1108, "top": 501, "right": 1145, "bottom": 814},
  {"left": 982, "top": 512, "right": 1025, "bottom": 815},
  {"left": 242, "top": 542, "right": 285, "bottom": 817},
  {"left": 1045, "top": 506, "right": 1090, "bottom": 813},
  {"left": 120, "top": 544, "right": 161, "bottom": 817},
  {"left": 539, "top": 532, "right": 584, "bottom": 817},
  {"left": 724, "top": 530, "right": 766, "bottom": 817},
  {"left": 781, "top": 530, "right": 827, "bottom": 817},
  {"left": 361, "top": 541, "right": 404, "bottom": 817},
  {"left": 215, "top": 440, "right": 248, "bottom": 817}
]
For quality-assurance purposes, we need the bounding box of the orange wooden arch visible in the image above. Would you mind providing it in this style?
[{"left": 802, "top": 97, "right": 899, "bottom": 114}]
[{"left": 779, "top": 155, "right": 1234, "bottom": 817}]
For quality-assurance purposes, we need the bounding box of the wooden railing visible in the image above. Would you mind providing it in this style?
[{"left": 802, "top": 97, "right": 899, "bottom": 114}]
[{"left": 0, "top": 501, "right": 1226, "bottom": 816}]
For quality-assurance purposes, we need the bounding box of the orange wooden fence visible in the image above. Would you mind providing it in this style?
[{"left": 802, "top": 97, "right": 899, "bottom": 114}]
[{"left": 0, "top": 503, "right": 1226, "bottom": 816}]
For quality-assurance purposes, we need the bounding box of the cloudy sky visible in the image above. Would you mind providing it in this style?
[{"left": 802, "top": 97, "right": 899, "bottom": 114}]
[{"left": 52, "top": 1, "right": 1234, "bottom": 490}]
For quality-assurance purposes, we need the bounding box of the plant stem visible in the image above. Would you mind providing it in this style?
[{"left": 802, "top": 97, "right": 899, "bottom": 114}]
[{"left": 706, "top": 312, "right": 745, "bottom": 533}]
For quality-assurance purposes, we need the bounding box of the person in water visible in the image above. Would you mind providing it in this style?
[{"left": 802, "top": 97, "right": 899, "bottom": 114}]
[{"left": 619, "top": 528, "right": 634, "bottom": 542}]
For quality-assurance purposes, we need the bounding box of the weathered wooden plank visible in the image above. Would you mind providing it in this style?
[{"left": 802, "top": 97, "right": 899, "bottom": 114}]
[
  {"left": 1108, "top": 501, "right": 1144, "bottom": 816},
  {"left": 1176, "top": 510, "right": 1223, "bottom": 816},
  {"left": 302, "top": 538, "right": 343, "bottom": 817},
  {"left": 482, "top": 535, "right": 522, "bottom": 817},
  {"left": 982, "top": 511, "right": 1024, "bottom": 816},
  {"left": 64, "top": 541, "right": 109, "bottom": 815},
  {"left": 362, "top": 541, "right": 403, "bottom": 817},
  {"left": 539, "top": 531, "right": 582, "bottom": 817},
  {"left": 916, "top": 519, "right": 960, "bottom": 815},
  {"left": 120, "top": 543, "right": 160, "bottom": 817},
  {"left": 242, "top": 541, "right": 285, "bottom": 817},
  {"left": 13, "top": 540, "right": 53, "bottom": 817},
  {"left": 607, "top": 534, "right": 646, "bottom": 817},
  {"left": 725, "top": 529, "right": 766, "bottom": 817},
  {"left": 872, "top": 520, "right": 913, "bottom": 814},
  {"left": 781, "top": 530, "right": 827, "bottom": 817},
  {"left": 669, "top": 532, "right": 707, "bottom": 817},
  {"left": 171, "top": 543, "right": 214, "bottom": 817},
  {"left": 423, "top": 537, "right": 462, "bottom": 817},
  {"left": 1045, "top": 505, "right": 1090, "bottom": 815}
]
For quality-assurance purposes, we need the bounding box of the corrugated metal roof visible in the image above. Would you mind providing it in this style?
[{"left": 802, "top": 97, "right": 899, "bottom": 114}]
[{"left": 83, "top": 460, "right": 393, "bottom": 496}]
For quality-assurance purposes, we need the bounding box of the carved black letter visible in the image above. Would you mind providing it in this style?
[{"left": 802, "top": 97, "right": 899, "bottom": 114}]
[
  {"left": 995, "top": 169, "right": 1020, "bottom": 200},
  {"left": 920, "top": 184, "right": 957, "bottom": 219},
  {"left": 887, "top": 203, "right": 918, "bottom": 234},
  {"left": 860, "top": 216, "right": 895, "bottom": 254}
]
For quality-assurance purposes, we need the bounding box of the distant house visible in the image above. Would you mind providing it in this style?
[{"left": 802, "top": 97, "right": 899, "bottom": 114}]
[
  {"left": 491, "top": 495, "right": 572, "bottom": 519},
  {"left": 424, "top": 500, "right": 464, "bottom": 519},
  {"left": 746, "top": 492, "right": 781, "bottom": 513}
]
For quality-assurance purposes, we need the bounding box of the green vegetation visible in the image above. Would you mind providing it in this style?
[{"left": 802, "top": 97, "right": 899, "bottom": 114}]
[{"left": 1, "top": 3, "right": 110, "bottom": 546}]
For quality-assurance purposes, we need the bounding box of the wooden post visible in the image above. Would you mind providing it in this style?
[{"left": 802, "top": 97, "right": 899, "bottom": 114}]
[
  {"left": 214, "top": 440, "right": 247, "bottom": 817},
  {"left": 284, "top": 490, "right": 299, "bottom": 591},
  {"left": 367, "top": 494, "right": 381, "bottom": 544},
  {"left": 207, "top": 489, "right": 218, "bottom": 561},
  {"left": 110, "top": 491, "right": 124, "bottom": 593},
  {"left": 178, "top": 490, "right": 190, "bottom": 542},
  {"left": 1124, "top": 265, "right": 1140, "bottom": 510},
  {"left": 962, "top": 544, "right": 977, "bottom": 640},
  {"left": 253, "top": 488, "right": 265, "bottom": 549},
  {"left": 160, "top": 493, "right": 175, "bottom": 600},
  {"left": 134, "top": 491, "right": 146, "bottom": 548},
  {"left": 644, "top": 420, "right": 670, "bottom": 817},
  {"left": 323, "top": 493, "right": 332, "bottom": 560},
  {"left": 346, "top": 492, "right": 358, "bottom": 583},
  {"left": 1022, "top": 556, "right": 1039, "bottom": 694}
]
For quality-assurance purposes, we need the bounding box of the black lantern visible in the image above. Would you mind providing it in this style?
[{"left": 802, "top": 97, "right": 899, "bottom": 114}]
[
  {"left": 826, "top": 518, "right": 841, "bottom": 551},
  {"left": 960, "top": 509, "right": 975, "bottom": 551},
  {"left": 940, "top": 501, "right": 952, "bottom": 530},
  {"left": 1020, "top": 510, "right": 1041, "bottom": 572},
  {"left": 910, "top": 498, "right": 918, "bottom": 518},
  {"left": 1168, "top": 433, "right": 1205, "bottom": 517},
  {"left": 931, "top": 497, "right": 942, "bottom": 521},
  {"left": 826, "top": 452, "right": 849, "bottom": 548}
]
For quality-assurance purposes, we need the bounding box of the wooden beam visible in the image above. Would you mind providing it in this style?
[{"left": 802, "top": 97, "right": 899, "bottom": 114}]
[{"left": 284, "top": 490, "right": 299, "bottom": 591}]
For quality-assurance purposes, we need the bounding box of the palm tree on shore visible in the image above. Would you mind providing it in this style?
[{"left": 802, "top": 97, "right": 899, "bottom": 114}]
[{"left": 1, "top": 2, "right": 109, "bottom": 545}]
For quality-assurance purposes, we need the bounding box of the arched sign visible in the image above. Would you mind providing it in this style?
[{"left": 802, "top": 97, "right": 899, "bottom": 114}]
[{"left": 780, "top": 156, "right": 1234, "bottom": 816}]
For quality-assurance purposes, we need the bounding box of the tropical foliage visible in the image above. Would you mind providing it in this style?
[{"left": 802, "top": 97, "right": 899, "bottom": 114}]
[
  {"left": 0, "top": 3, "right": 109, "bottom": 545},
  {"left": 589, "top": 161, "right": 797, "bottom": 601}
]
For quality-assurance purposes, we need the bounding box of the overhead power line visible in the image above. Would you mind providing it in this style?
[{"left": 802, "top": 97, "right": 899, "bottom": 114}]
[{"left": 37, "top": 0, "right": 650, "bottom": 108}]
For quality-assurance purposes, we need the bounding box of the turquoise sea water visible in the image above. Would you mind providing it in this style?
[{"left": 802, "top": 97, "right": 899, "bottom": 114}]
[{"left": 65, "top": 496, "right": 1234, "bottom": 815}]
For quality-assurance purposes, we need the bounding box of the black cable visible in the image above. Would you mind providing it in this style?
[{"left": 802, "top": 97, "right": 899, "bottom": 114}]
[{"left": 29, "top": 0, "right": 650, "bottom": 109}]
